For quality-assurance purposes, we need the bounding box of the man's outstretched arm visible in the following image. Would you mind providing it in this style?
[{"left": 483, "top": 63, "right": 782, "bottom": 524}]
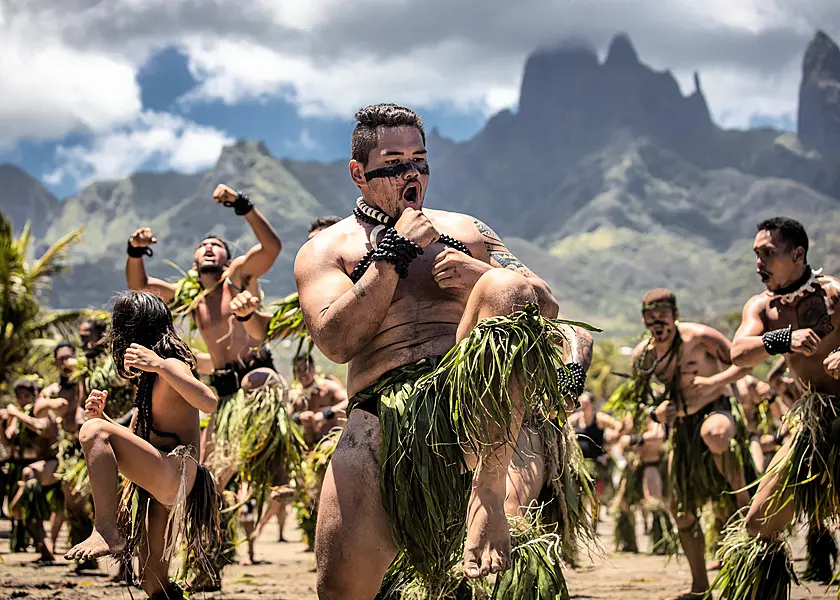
[
  {"left": 125, "top": 227, "right": 176, "bottom": 302},
  {"left": 213, "top": 185, "right": 282, "bottom": 283}
]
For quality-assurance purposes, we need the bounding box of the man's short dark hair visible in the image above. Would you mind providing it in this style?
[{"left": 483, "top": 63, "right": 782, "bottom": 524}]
[
  {"left": 757, "top": 217, "right": 809, "bottom": 260},
  {"left": 351, "top": 104, "right": 426, "bottom": 165},
  {"left": 308, "top": 216, "right": 341, "bottom": 234},
  {"left": 197, "top": 235, "right": 232, "bottom": 260},
  {"left": 54, "top": 342, "right": 75, "bottom": 358}
]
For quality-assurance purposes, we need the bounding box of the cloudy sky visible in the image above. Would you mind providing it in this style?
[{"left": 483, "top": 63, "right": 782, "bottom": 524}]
[{"left": 0, "top": 0, "right": 836, "bottom": 197}]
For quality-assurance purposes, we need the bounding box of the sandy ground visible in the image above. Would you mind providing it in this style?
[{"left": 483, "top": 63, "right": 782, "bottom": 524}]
[{"left": 0, "top": 513, "right": 826, "bottom": 599}]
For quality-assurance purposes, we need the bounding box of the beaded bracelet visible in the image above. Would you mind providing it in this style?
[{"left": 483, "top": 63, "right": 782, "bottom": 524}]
[
  {"left": 370, "top": 228, "right": 423, "bottom": 279},
  {"left": 763, "top": 325, "right": 792, "bottom": 355},
  {"left": 558, "top": 362, "right": 587, "bottom": 399}
]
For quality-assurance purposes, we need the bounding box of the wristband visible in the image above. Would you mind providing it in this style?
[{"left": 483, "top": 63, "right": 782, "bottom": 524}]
[
  {"left": 224, "top": 191, "right": 254, "bottom": 216},
  {"left": 773, "top": 430, "right": 785, "bottom": 446},
  {"left": 127, "top": 239, "right": 153, "bottom": 258},
  {"left": 763, "top": 325, "right": 792, "bottom": 355},
  {"left": 321, "top": 407, "right": 336, "bottom": 420},
  {"left": 558, "top": 362, "right": 587, "bottom": 400},
  {"left": 235, "top": 312, "right": 254, "bottom": 322},
  {"left": 291, "top": 413, "right": 301, "bottom": 425}
]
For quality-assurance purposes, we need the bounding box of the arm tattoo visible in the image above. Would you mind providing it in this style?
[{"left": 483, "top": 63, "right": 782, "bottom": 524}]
[
  {"left": 573, "top": 330, "right": 594, "bottom": 370},
  {"left": 473, "top": 219, "right": 534, "bottom": 276}
]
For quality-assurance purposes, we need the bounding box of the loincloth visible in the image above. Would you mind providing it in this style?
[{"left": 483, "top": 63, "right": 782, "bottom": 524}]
[{"left": 210, "top": 347, "right": 276, "bottom": 398}]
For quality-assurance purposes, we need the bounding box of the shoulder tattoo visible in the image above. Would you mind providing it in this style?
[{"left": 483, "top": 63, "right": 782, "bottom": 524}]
[
  {"left": 472, "top": 219, "right": 534, "bottom": 276},
  {"left": 796, "top": 289, "right": 835, "bottom": 338}
]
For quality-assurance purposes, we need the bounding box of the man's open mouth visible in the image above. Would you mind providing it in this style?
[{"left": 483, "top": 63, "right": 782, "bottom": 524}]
[
  {"left": 758, "top": 270, "right": 770, "bottom": 282},
  {"left": 402, "top": 181, "right": 420, "bottom": 204}
]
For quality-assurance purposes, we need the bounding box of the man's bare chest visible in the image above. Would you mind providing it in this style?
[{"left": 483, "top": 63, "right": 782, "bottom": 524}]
[{"left": 764, "top": 284, "right": 840, "bottom": 339}]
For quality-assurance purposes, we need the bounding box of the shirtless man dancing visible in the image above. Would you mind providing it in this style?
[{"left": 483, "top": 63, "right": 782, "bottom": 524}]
[
  {"left": 125, "top": 184, "right": 281, "bottom": 394},
  {"left": 291, "top": 354, "right": 348, "bottom": 447},
  {"left": 8, "top": 343, "right": 80, "bottom": 562},
  {"left": 296, "top": 103, "right": 590, "bottom": 598},
  {"left": 710, "top": 217, "right": 840, "bottom": 598},
  {"left": 1, "top": 378, "right": 58, "bottom": 559},
  {"left": 631, "top": 289, "right": 754, "bottom": 600},
  {"left": 64, "top": 292, "right": 219, "bottom": 599}
]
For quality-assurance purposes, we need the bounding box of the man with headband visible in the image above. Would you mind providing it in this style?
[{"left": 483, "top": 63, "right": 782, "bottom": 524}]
[
  {"left": 295, "top": 103, "right": 594, "bottom": 598},
  {"left": 625, "top": 289, "right": 755, "bottom": 600}
]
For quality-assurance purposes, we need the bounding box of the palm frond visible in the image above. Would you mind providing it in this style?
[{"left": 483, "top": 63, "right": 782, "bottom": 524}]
[{"left": 28, "top": 226, "right": 84, "bottom": 287}]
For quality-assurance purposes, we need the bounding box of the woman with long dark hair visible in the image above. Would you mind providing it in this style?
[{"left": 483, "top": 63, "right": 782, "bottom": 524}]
[{"left": 64, "top": 292, "right": 220, "bottom": 599}]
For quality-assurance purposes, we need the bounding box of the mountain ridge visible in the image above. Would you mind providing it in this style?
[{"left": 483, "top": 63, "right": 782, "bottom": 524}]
[{"left": 4, "top": 31, "right": 840, "bottom": 336}]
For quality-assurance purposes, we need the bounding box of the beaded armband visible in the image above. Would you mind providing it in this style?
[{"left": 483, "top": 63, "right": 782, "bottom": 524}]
[
  {"left": 558, "top": 362, "right": 587, "bottom": 400},
  {"left": 762, "top": 325, "right": 792, "bottom": 355}
]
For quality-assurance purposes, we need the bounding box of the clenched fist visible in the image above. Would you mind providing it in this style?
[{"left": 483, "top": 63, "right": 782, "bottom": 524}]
[
  {"left": 213, "top": 184, "right": 238, "bottom": 205},
  {"left": 231, "top": 290, "right": 259, "bottom": 318},
  {"left": 129, "top": 227, "right": 157, "bottom": 248},
  {"left": 791, "top": 328, "right": 820, "bottom": 356},
  {"left": 824, "top": 350, "right": 840, "bottom": 379},
  {"left": 394, "top": 207, "right": 439, "bottom": 249},
  {"left": 85, "top": 389, "right": 108, "bottom": 420}
]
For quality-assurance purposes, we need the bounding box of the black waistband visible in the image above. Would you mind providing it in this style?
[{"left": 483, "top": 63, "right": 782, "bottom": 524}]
[{"left": 210, "top": 347, "right": 276, "bottom": 397}]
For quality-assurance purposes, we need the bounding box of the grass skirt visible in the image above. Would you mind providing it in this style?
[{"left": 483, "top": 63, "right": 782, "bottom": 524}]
[
  {"left": 350, "top": 304, "right": 590, "bottom": 598},
  {"left": 710, "top": 391, "right": 840, "bottom": 599},
  {"left": 211, "top": 383, "right": 305, "bottom": 518},
  {"left": 531, "top": 420, "right": 598, "bottom": 565},
  {"left": 293, "top": 427, "right": 340, "bottom": 552}
]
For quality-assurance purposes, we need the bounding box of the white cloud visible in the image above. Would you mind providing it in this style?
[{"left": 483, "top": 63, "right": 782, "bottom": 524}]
[
  {"left": 2, "top": 0, "right": 840, "bottom": 148},
  {"left": 285, "top": 128, "right": 322, "bottom": 152},
  {"left": 0, "top": 9, "right": 141, "bottom": 147},
  {"left": 46, "top": 112, "right": 232, "bottom": 187}
]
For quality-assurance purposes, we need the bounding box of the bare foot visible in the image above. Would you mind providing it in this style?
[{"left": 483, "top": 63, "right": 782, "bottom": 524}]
[
  {"left": 64, "top": 528, "right": 125, "bottom": 562},
  {"left": 706, "top": 559, "right": 722, "bottom": 571},
  {"left": 463, "top": 485, "right": 511, "bottom": 578}
]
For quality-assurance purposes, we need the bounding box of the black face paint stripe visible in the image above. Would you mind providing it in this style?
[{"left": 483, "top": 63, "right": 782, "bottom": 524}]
[{"left": 364, "top": 161, "right": 430, "bottom": 181}]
